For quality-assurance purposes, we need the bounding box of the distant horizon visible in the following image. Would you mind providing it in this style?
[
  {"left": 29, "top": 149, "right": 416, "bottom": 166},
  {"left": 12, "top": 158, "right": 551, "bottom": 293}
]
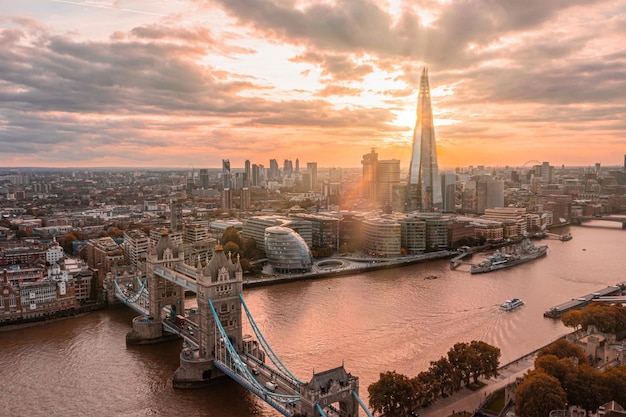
[{"left": 1, "top": 161, "right": 624, "bottom": 172}]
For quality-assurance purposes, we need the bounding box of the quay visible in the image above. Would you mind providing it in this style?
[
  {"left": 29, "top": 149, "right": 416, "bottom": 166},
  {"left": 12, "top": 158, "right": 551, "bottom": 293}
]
[
  {"left": 544, "top": 282, "right": 626, "bottom": 318},
  {"left": 243, "top": 250, "right": 458, "bottom": 288}
]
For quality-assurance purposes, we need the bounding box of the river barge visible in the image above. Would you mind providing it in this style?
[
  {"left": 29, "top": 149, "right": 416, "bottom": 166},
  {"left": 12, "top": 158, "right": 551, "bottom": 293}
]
[{"left": 544, "top": 283, "right": 626, "bottom": 318}]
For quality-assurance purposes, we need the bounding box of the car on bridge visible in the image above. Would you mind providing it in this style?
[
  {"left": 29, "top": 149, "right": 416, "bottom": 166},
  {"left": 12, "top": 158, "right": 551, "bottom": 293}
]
[{"left": 265, "top": 381, "right": 277, "bottom": 391}]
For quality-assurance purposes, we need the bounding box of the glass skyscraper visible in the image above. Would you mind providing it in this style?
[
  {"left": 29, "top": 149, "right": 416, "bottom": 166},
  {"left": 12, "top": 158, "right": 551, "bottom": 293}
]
[{"left": 407, "top": 68, "right": 443, "bottom": 212}]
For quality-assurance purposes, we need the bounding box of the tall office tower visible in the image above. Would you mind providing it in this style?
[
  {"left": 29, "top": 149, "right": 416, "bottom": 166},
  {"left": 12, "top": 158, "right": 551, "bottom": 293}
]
[
  {"left": 407, "top": 68, "right": 443, "bottom": 212},
  {"left": 307, "top": 162, "right": 318, "bottom": 190},
  {"left": 269, "top": 159, "right": 279, "bottom": 180},
  {"left": 221, "top": 188, "right": 233, "bottom": 210},
  {"left": 376, "top": 159, "right": 400, "bottom": 206},
  {"left": 361, "top": 148, "right": 378, "bottom": 200},
  {"left": 222, "top": 159, "right": 231, "bottom": 190},
  {"left": 241, "top": 188, "right": 251, "bottom": 212},
  {"left": 244, "top": 160, "right": 251, "bottom": 187},
  {"left": 251, "top": 164, "right": 260, "bottom": 187},
  {"left": 440, "top": 171, "right": 457, "bottom": 213},
  {"left": 199, "top": 168, "right": 209, "bottom": 189},
  {"left": 283, "top": 159, "right": 293, "bottom": 176},
  {"left": 295, "top": 158, "right": 300, "bottom": 174}
]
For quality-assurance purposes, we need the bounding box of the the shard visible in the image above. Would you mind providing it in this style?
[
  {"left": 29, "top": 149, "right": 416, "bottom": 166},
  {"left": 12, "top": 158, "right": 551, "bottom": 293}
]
[{"left": 406, "top": 68, "right": 443, "bottom": 212}]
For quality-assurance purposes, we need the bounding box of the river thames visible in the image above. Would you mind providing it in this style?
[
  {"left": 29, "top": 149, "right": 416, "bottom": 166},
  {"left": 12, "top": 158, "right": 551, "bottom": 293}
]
[{"left": 1, "top": 221, "right": 625, "bottom": 416}]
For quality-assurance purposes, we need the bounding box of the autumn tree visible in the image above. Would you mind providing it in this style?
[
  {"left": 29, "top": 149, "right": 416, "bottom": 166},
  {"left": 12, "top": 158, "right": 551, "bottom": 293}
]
[
  {"left": 447, "top": 342, "right": 473, "bottom": 387},
  {"left": 602, "top": 366, "right": 626, "bottom": 406},
  {"left": 221, "top": 226, "right": 243, "bottom": 248},
  {"left": 561, "top": 303, "right": 626, "bottom": 334},
  {"left": 428, "top": 357, "right": 455, "bottom": 397},
  {"left": 368, "top": 371, "right": 415, "bottom": 417},
  {"left": 538, "top": 338, "right": 588, "bottom": 366},
  {"left": 469, "top": 340, "right": 500, "bottom": 383},
  {"left": 514, "top": 370, "right": 567, "bottom": 417}
]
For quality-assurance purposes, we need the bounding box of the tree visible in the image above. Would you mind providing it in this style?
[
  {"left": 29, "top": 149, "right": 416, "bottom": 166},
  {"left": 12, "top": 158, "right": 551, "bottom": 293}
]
[
  {"left": 368, "top": 371, "right": 415, "bottom": 417},
  {"left": 602, "top": 366, "right": 626, "bottom": 406},
  {"left": 469, "top": 340, "right": 500, "bottom": 383},
  {"left": 428, "top": 357, "right": 455, "bottom": 397},
  {"left": 447, "top": 342, "right": 472, "bottom": 387},
  {"left": 221, "top": 226, "right": 243, "bottom": 248},
  {"left": 223, "top": 241, "right": 241, "bottom": 259},
  {"left": 538, "top": 338, "right": 588, "bottom": 366},
  {"left": 514, "top": 370, "right": 567, "bottom": 417},
  {"left": 413, "top": 371, "right": 440, "bottom": 407}
]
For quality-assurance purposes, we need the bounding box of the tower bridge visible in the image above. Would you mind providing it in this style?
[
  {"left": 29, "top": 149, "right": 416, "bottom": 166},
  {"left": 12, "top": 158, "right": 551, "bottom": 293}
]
[{"left": 113, "top": 230, "right": 371, "bottom": 417}]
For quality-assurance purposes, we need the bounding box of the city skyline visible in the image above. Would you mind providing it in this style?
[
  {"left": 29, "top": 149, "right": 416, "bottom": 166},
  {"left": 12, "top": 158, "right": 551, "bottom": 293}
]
[{"left": 2, "top": 1, "right": 626, "bottom": 169}]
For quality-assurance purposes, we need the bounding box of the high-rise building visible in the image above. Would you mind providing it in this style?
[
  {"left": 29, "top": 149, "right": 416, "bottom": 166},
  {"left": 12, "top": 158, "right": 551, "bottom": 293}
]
[
  {"left": 307, "top": 162, "right": 318, "bottom": 190},
  {"left": 222, "top": 160, "right": 231, "bottom": 190},
  {"left": 361, "top": 148, "right": 378, "bottom": 200},
  {"left": 199, "top": 168, "right": 209, "bottom": 189},
  {"left": 376, "top": 159, "right": 400, "bottom": 206},
  {"left": 269, "top": 159, "right": 279, "bottom": 180},
  {"left": 407, "top": 68, "right": 443, "bottom": 212},
  {"left": 244, "top": 160, "right": 251, "bottom": 188},
  {"left": 251, "top": 164, "right": 260, "bottom": 187}
]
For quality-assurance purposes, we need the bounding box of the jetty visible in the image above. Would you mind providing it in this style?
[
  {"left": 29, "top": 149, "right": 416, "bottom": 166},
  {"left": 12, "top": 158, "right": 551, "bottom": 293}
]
[{"left": 544, "top": 282, "right": 626, "bottom": 318}]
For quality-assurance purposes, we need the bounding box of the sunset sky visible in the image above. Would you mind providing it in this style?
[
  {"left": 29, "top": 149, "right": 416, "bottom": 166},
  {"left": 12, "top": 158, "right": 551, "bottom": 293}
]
[{"left": 2, "top": 0, "right": 626, "bottom": 170}]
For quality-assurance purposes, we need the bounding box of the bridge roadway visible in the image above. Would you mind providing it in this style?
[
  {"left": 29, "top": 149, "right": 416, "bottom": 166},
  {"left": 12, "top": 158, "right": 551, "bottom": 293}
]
[{"left": 572, "top": 215, "right": 626, "bottom": 228}]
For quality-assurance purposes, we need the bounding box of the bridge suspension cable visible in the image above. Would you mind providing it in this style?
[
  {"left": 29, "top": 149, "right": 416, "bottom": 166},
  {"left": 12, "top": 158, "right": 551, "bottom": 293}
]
[
  {"left": 208, "top": 298, "right": 301, "bottom": 403},
  {"left": 113, "top": 277, "right": 148, "bottom": 305},
  {"left": 352, "top": 390, "right": 374, "bottom": 417},
  {"left": 239, "top": 294, "right": 304, "bottom": 386}
]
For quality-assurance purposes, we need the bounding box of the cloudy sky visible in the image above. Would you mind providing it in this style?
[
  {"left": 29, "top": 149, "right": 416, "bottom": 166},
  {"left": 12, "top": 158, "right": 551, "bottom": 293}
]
[{"left": 1, "top": 0, "right": 625, "bottom": 170}]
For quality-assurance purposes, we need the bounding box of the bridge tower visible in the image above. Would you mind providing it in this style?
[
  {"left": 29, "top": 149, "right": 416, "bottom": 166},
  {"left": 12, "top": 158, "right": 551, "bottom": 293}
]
[
  {"left": 299, "top": 366, "right": 361, "bottom": 416},
  {"left": 126, "top": 229, "right": 185, "bottom": 345},
  {"left": 173, "top": 244, "right": 243, "bottom": 388}
]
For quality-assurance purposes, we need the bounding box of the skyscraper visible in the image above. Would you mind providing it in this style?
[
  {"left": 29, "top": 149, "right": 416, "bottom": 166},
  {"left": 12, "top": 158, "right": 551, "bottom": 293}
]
[
  {"left": 407, "top": 68, "right": 443, "bottom": 212},
  {"left": 222, "top": 159, "right": 231, "bottom": 190}
]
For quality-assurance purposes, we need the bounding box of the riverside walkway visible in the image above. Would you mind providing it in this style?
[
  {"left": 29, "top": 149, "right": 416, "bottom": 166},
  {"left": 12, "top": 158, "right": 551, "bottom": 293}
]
[{"left": 418, "top": 353, "right": 537, "bottom": 417}]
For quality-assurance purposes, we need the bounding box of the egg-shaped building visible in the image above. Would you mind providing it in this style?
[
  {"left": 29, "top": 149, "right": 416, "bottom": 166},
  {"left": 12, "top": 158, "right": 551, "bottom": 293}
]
[{"left": 264, "top": 226, "right": 313, "bottom": 273}]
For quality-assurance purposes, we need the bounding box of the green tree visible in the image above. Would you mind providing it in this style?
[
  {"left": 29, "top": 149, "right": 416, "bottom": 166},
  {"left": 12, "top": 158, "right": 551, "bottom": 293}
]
[
  {"left": 368, "top": 371, "right": 415, "bottom": 417},
  {"left": 514, "top": 370, "right": 567, "bottom": 417}
]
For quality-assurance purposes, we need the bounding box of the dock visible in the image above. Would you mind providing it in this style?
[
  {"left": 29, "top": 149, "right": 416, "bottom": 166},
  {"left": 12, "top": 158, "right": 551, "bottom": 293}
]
[
  {"left": 449, "top": 249, "right": 473, "bottom": 269},
  {"left": 544, "top": 282, "right": 626, "bottom": 318}
]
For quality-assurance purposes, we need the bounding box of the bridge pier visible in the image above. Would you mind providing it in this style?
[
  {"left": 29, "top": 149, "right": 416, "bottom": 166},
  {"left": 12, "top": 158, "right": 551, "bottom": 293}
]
[
  {"left": 173, "top": 350, "right": 225, "bottom": 388},
  {"left": 126, "top": 316, "right": 178, "bottom": 345}
]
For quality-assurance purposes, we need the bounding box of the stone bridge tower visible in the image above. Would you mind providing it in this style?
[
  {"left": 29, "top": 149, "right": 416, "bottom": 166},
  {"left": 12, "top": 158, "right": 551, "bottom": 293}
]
[
  {"left": 126, "top": 230, "right": 185, "bottom": 345},
  {"left": 146, "top": 230, "right": 185, "bottom": 320},
  {"left": 173, "top": 245, "right": 243, "bottom": 388},
  {"left": 299, "top": 366, "right": 361, "bottom": 417}
]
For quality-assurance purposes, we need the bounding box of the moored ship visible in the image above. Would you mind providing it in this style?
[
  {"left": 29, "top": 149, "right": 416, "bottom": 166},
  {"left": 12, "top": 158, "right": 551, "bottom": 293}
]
[{"left": 471, "top": 239, "right": 548, "bottom": 274}]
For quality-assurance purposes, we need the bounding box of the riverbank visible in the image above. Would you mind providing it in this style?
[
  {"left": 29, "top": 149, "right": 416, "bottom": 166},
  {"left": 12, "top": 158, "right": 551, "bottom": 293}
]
[
  {"left": 243, "top": 250, "right": 459, "bottom": 288},
  {"left": 417, "top": 334, "right": 576, "bottom": 417}
]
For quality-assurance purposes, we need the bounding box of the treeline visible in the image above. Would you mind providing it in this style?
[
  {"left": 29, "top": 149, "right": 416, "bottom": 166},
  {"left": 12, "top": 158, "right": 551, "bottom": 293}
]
[
  {"left": 367, "top": 340, "right": 501, "bottom": 417},
  {"left": 561, "top": 302, "right": 626, "bottom": 335},
  {"left": 514, "top": 339, "right": 626, "bottom": 417}
]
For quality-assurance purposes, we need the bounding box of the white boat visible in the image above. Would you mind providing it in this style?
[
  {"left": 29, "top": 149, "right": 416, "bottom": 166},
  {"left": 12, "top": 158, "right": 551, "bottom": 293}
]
[{"left": 500, "top": 298, "right": 524, "bottom": 311}]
